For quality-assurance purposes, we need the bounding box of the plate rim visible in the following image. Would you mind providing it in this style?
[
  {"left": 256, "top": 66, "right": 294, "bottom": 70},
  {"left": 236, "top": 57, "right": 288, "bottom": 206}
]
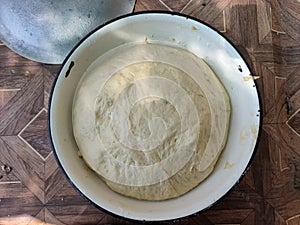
[{"left": 48, "top": 11, "right": 262, "bottom": 223}]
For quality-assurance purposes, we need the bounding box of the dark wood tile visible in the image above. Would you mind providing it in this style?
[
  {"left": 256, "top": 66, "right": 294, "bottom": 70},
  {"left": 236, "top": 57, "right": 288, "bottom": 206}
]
[
  {"left": 0, "top": 90, "right": 19, "bottom": 111},
  {"left": 0, "top": 137, "right": 45, "bottom": 203},
  {"left": 182, "top": 0, "right": 230, "bottom": 32},
  {"left": 19, "top": 109, "right": 51, "bottom": 159},
  {"left": 0, "top": 136, "right": 44, "bottom": 174},
  {"left": 223, "top": 0, "right": 259, "bottom": 48},
  {"left": 270, "top": 0, "right": 300, "bottom": 42},
  {"left": 161, "top": 0, "right": 191, "bottom": 12},
  {"left": 0, "top": 45, "right": 41, "bottom": 77},
  {"left": 134, "top": 0, "right": 170, "bottom": 11},
  {"left": 43, "top": 64, "right": 60, "bottom": 109},
  {"left": 288, "top": 113, "right": 300, "bottom": 136},
  {"left": 0, "top": 183, "right": 42, "bottom": 215},
  {"left": 0, "top": 71, "right": 44, "bottom": 135},
  {"left": 45, "top": 168, "right": 69, "bottom": 203},
  {"left": 44, "top": 154, "right": 59, "bottom": 181},
  {"left": 43, "top": 64, "right": 60, "bottom": 95}
]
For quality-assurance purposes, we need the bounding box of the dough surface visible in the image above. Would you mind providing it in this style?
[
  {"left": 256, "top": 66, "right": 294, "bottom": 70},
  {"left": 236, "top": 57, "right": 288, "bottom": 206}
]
[{"left": 72, "top": 43, "right": 231, "bottom": 200}]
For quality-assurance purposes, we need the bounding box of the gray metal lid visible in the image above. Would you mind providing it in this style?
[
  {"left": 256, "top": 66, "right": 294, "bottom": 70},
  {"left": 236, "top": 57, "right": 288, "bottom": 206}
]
[{"left": 0, "top": 0, "right": 136, "bottom": 64}]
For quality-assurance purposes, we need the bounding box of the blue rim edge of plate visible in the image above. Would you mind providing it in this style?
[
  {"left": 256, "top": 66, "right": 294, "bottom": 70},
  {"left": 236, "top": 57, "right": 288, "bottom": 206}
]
[{"left": 48, "top": 10, "right": 263, "bottom": 224}]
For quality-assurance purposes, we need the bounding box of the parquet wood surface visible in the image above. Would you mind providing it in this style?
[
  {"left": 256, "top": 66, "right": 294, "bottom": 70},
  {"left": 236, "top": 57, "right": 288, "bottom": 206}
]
[{"left": 0, "top": 0, "right": 300, "bottom": 224}]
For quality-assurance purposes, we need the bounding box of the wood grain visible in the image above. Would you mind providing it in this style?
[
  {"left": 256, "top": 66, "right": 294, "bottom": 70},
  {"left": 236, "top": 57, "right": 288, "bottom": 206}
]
[{"left": 0, "top": 0, "right": 300, "bottom": 224}]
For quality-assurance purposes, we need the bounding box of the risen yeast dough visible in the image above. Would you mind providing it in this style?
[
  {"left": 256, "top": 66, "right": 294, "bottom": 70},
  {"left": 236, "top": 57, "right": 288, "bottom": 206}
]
[{"left": 72, "top": 43, "right": 231, "bottom": 200}]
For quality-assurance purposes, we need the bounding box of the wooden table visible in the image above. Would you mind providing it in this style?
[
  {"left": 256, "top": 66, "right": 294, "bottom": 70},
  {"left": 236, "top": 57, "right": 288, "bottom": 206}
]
[{"left": 1, "top": 0, "right": 300, "bottom": 224}]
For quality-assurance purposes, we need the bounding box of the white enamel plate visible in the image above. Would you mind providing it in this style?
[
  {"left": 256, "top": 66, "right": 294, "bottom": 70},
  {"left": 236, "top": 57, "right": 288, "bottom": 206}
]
[{"left": 49, "top": 12, "right": 261, "bottom": 222}]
